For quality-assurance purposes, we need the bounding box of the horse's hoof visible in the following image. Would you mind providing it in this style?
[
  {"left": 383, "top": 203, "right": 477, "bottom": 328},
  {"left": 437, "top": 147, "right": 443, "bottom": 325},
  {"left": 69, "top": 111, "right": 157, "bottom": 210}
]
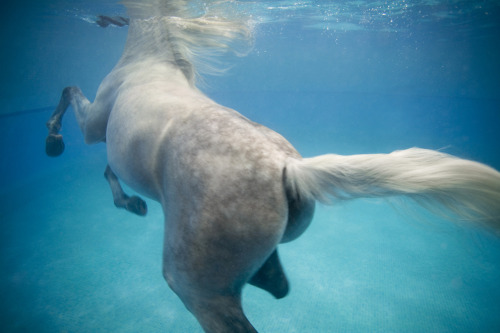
[
  {"left": 46, "top": 134, "right": 65, "bottom": 157},
  {"left": 126, "top": 196, "right": 148, "bottom": 216}
]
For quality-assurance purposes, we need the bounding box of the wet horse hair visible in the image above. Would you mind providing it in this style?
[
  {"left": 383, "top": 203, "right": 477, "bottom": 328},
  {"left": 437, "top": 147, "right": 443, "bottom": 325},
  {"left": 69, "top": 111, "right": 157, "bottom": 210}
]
[{"left": 45, "top": 1, "right": 500, "bottom": 332}]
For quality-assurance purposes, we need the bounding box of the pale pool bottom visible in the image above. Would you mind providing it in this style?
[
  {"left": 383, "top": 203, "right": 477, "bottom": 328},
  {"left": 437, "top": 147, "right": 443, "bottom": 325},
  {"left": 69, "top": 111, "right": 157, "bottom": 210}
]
[{"left": 1, "top": 153, "right": 499, "bottom": 332}]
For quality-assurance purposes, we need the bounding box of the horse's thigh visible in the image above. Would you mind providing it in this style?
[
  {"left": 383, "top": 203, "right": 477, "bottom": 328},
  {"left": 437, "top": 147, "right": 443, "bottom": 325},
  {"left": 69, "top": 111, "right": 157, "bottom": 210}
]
[{"left": 163, "top": 228, "right": 278, "bottom": 298}]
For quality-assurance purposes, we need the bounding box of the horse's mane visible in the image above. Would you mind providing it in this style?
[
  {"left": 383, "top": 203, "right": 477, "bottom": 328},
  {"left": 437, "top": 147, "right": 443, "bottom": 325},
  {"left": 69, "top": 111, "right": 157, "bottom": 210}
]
[{"left": 121, "top": 0, "right": 253, "bottom": 85}]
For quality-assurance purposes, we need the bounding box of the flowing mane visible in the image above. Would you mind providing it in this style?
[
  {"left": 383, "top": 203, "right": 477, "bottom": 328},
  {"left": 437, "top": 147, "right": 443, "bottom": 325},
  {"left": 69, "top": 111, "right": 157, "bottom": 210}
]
[{"left": 120, "top": 0, "right": 253, "bottom": 85}]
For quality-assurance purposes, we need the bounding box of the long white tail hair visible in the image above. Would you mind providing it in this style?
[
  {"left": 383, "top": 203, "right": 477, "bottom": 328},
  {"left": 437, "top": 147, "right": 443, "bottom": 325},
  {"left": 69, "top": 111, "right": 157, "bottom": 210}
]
[{"left": 286, "top": 148, "right": 500, "bottom": 234}]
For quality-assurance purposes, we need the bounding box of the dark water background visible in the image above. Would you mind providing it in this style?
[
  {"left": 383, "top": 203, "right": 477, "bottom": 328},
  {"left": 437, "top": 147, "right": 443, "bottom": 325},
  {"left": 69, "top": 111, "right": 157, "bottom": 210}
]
[{"left": 1, "top": 1, "right": 500, "bottom": 332}]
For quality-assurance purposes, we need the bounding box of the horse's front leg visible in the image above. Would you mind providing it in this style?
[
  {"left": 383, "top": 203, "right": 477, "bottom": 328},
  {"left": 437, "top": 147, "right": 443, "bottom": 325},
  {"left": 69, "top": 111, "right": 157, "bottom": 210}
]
[
  {"left": 104, "top": 165, "right": 148, "bottom": 216},
  {"left": 46, "top": 86, "right": 146, "bottom": 216},
  {"left": 46, "top": 86, "right": 90, "bottom": 156}
]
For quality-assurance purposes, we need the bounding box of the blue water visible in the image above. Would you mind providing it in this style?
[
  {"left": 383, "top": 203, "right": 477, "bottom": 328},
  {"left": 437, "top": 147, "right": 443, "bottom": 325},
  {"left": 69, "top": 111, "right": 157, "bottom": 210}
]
[{"left": 1, "top": 1, "right": 500, "bottom": 332}]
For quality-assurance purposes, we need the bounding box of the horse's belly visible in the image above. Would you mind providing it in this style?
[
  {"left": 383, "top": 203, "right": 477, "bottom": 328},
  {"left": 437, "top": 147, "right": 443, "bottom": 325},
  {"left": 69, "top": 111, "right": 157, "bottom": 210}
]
[{"left": 106, "top": 108, "right": 167, "bottom": 201}]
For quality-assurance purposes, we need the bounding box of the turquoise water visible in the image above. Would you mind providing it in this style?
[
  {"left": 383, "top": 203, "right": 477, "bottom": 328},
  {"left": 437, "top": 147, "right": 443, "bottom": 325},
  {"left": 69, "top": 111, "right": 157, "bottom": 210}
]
[{"left": 1, "top": 1, "right": 500, "bottom": 332}]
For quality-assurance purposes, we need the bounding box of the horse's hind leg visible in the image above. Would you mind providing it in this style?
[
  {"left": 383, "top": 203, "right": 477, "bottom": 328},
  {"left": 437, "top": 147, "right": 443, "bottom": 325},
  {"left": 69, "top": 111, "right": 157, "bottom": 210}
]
[
  {"left": 184, "top": 251, "right": 289, "bottom": 333},
  {"left": 249, "top": 249, "right": 289, "bottom": 299},
  {"left": 104, "top": 165, "right": 147, "bottom": 216}
]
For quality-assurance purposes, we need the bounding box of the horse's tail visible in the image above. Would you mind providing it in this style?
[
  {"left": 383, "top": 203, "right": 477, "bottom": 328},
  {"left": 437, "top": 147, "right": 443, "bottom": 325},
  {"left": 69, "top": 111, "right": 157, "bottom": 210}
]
[{"left": 285, "top": 148, "right": 500, "bottom": 233}]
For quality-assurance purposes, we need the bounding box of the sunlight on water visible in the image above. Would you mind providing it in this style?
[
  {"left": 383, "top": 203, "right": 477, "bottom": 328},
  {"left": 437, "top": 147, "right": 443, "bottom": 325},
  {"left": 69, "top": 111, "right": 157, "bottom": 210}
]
[{"left": 55, "top": 0, "right": 500, "bottom": 34}]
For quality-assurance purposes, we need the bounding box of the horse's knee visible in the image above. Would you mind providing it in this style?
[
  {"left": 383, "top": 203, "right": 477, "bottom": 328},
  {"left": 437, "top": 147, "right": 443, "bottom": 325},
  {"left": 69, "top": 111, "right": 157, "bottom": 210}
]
[{"left": 62, "top": 86, "right": 75, "bottom": 99}]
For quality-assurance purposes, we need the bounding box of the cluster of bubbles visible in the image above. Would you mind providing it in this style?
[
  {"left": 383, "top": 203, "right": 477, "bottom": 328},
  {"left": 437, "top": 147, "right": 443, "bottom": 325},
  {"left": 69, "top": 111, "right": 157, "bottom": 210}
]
[{"left": 236, "top": 0, "right": 498, "bottom": 34}]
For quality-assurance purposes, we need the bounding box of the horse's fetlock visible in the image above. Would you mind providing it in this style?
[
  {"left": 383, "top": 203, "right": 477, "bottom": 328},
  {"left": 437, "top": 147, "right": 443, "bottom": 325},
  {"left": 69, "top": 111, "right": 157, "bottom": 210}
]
[
  {"left": 113, "top": 197, "right": 126, "bottom": 208},
  {"left": 46, "top": 118, "right": 61, "bottom": 133}
]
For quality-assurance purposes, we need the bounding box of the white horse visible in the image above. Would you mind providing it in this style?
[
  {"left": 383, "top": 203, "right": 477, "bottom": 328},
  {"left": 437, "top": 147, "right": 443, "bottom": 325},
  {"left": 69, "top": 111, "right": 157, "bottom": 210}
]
[{"left": 45, "top": 1, "right": 500, "bottom": 332}]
